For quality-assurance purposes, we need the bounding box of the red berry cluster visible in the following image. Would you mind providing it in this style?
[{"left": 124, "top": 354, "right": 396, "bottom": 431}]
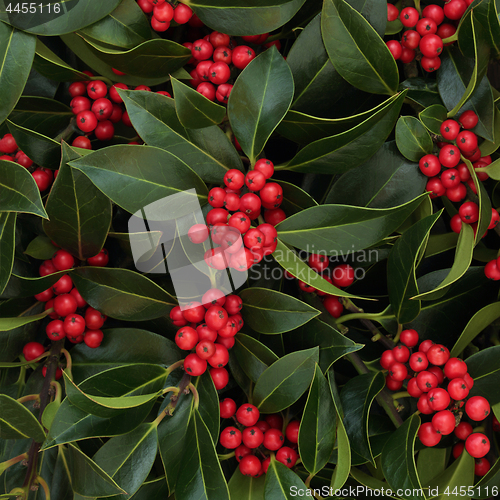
[
  {"left": 386, "top": 1, "right": 472, "bottom": 71},
  {"left": 416, "top": 111, "right": 499, "bottom": 238},
  {"left": 171, "top": 289, "right": 244, "bottom": 389},
  {"left": 69, "top": 75, "right": 170, "bottom": 146},
  {"left": 22, "top": 342, "right": 63, "bottom": 379},
  {"left": 188, "top": 160, "right": 284, "bottom": 272},
  {"left": 32, "top": 248, "right": 109, "bottom": 349},
  {"left": 381, "top": 329, "right": 493, "bottom": 474},
  {"left": 136, "top": 0, "right": 194, "bottom": 33},
  {"left": 0, "top": 133, "right": 54, "bottom": 192},
  {"left": 285, "top": 260, "right": 357, "bottom": 320},
  {"left": 185, "top": 30, "right": 280, "bottom": 103},
  {"left": 219, "top": 399, "right": 300, "bottom": 477}
]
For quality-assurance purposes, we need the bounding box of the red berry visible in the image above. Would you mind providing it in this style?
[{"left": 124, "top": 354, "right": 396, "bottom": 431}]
[
  {"left": 332, "top": 264, "right": 354, "bottom": 288},
  {"left": 400, "top": 7, "right": 419, "bottom": 27},
  {"left": 184, "top": 353, "right": 207, "bottom": 376},
  {"left": 242, "top": 426, "right": 264, "bottom": 449},
  {"left": 207, "top": 343, "right": 229, "bottom": 368},
  {"left": 409, "top": 352, "right": 429, "bottom": 372},
  {"left": 276, "top": 446, "right": 299, "bottom": 468},
  {"left": 427, "top": 387, "right": 451, "bottom": 411},
  {"left": 209, "top": 367, "right": 229, "bottom": 389},
  {"left": 220, "top": 426, "right": 242, "bottom": 449},
  {"left": 285, "top": 420, "right": 300, "bottom": 443},
  {"left": 236, "top": 404, "right": 260, "bottom": 426},
  {"left": 53, "top": 294, "right": 78, "bottom": 317},
  {"left": 443, "top": 357, "right": 467, "bottom": 379},
  {"left": 386, "top": 40, "right": 402, "bottom": 59},
  {"left": 263, "top": 428, "right": 284, "bottom": 450},
  {"left": 380, "top": 350, "right": 396, "bottom": 370},
  {"left": 454, "top": 421, "right": 473, "bottom": 441},
  {"left": 220, "top": 398, "right": 237, "bottom": 418},
  {"left": 418, "top": 422, "right": 442, "bottom": 446},
  {"left": 400, "top": 329, "right": 419, "bottom": 347},
  {"left": 323, "top": 296, "right": 343, "bottom": 318},
  {"left": 232, "top": 46, "right": 255, "bottom": 69},
  {"left": 416, "top": 371, "right": 438, "bottom": 392},
  {"left": 432, "top": 410, "right": 456, "bottom": 435},
  {"left": 459, "top": 110, "right": 479, "bottom": 129},
  {"left": 87, "top": 80, "right": 107, "bottom": 100},
  {"left": 426, "top": 344, "right": 450, "bottom": 366},
  {"left": 459, "top": 201, "right": 479, "bottom": 224},
  {"left": 440, "top": 119, "right": 460, "bottom": 140},
  {"left": 387, "top": 3, "right": 399, "bottom": 21},
  {"left": 84, "top": 307, "right": 106, "bottom": 330},
  {"left": 239, "top": 455, "right": 261, "bottom": 476},
  {"left": 447, "top": 377, "right": 470, "bottom": 400},
  {"left": 465, "top": 396, "right": 490, "bottom": 421},
  {"left": 388, "top": 362, "right": 407, "bottom": 381},
  {"left": 475, "top": 458, "right": 490, "bottom": 476},
  {"left": 84, "top": 329, "right": 104, "bottom": 348},
  {"left": 23, "top": 342, "right": 45, "bottom": 361},
  {"left": 465, "top": 433, "right": 490, "bottom": 458},
  {"left": 175, "top": 326, "right": 199, "bottom": 350},
  {"left": 393, "top": 345, "right": 410, "bottom": 363}
]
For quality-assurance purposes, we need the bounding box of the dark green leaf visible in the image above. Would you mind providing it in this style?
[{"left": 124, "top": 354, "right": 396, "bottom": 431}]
[
  {"left": 79, "top": 0, "right": 151, "bottom": 49},
  {"left": 64, "top": 443, "right": 125, "bottom": 498},
  {"left": 284, "top": 318, "right": 363, "bottom": 373},
  {"left": 70, "top": 267, "right": 176, "bottom": 321},
  {"left": 71, "top": 328, "right": 181, "bottom": 382},
  {"left": 33, "top": 38, "right": 88, "bottom": 82},
  {"left": 400, "top": 78, "right": 443, "bottom": 108},
  {"left": 387, "top": 211, "right": 442, "bottom": 324},
  {"left": 6, "top": 118, "right": 61, "bottom": 169},
  {"left": 239, "top": 287, "right": 320, "bottom": 334},
  {"left": 416, "top": 448, "right": 448, "bottom": 487},
  {"left": 466, "top": 346, "right": 500, "bottom": 405},
  {"left": 68, "top": 144, "right": 208, "bottom": 214},
  {"left": 419, "top": 104, "right": 448, "bottom": 135},
  {"left": 0, "top": 160, "right": 48, "bottom": 218},
  {"left": 0, "top": 23, "right": 36, "bottom": 125},
  {"left": 274, "top": 180, "right": 317, "bottom": 215},
  {"left": 0, "top": 271, "right": 66, "bottom": 299},
  {"left": 346, "top": 0, "right": 386, "bottom": 35},
  {"left": 437, "top": 46, "right": 494, "bottom": 141},
  {"left": 276, "top": 193, "right": 427, "bottom": 255},
  {"left": 233, "top": 333, "right": 279, "bottom": 383},
  {"left": 299, "top": 364, "right": 336, "bottom": 475},
  {"left": 23, "top": 235, "right": 56, "bottom": 261},
  {"left": 276, "top": 91, "right": 405, "bottom": 173},
  {"left": 158, "top": 393, "right": 193, "bottom": 495},
  {"left": 286, "top": 14, "right": 349, "bottom": 117},
  {"left": 0, "top": 394, "right": 45, "bottom": 442},
  {"left": 80, "top": 36, "right": 191, "bottom": 79},
  {"left": 470, "top": 0, "right": 500, "bottom": 59},
  {"left": 228, "top": 470, "right": 266, "bottom": 499},
  {"left": 0, "top": 213, "right": 16, "bottom": 295},
  {"left": 43, "top": 143, "right": 112, "bottom": 260},
  {"left": 188, "top": 0, "right": 306, "bottom": 36},
  {"left": 412, "top": 223, "right": 475, "bottom": 301},
  {"left": 451, "top": 302, "right": 500, "bottom": 357},
  {"left": 0, "top": 309, "right": 51, "bottom": 332},
  {"left": 175, "top": 410, "right": 229, "bottom": 500},
  {"left": 253, "top": 347, "right": 319, "bottom": 413},
  {"left": 381, "top": 415, "right": 423, "bottom": 500},
  {"left": 0, "top": 0, "right": 121, "bottom": 35},
  {"left": 172, "top": 77, "right": 226, "bottom": 129},
  {"left": 340, "top": 371, "right": 385, "bottom": 465},
  {"left": 395, "top": 116, "right": 434, "bottom": 162},
  {"left": 93, "top": 423, "right": 158, "bottom": 499},
  {"left": 321, "top": 0, "right": 398, "bottom": 95},
  {"left": 118, "top": 90, "right": 243, "bottom": 183},
  {"left": 325, "top": 141, "right": 427, "bottom": 209},
  {"left": 264, "top": 456, "right": 308, "bottom": 499},
  {"left": 129, "top": 476, "right": 169, "bottom": 500},
  {"left": 228, "top": 46, "right": 294, "bottom": 163},
  {"left": 193, "top": 371, "right": 220, "bottom": 442}
]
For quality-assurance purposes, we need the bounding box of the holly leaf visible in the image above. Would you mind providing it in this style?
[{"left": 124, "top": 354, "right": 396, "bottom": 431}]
[
  {"left": 466, "top": 345, "right": 500, "bottom": 405},
  {"left": 395, "top": 116, "right": 434, "bottom": 162},
  {"left": 0, "top": 394, "right": 46, "bottom": 442},
  {"left": 0, "top": 213, "right": 16, "bottom": 295},
  {"left": 264, "top": 456, "right": 308, "bottom": 499},
  {"left": 233, "top": 333, "right": 279, "bottom": 383}
]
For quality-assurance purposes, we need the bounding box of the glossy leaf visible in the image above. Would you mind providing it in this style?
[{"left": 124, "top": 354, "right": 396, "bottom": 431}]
[
  {"left": 24, "top": 236, "right": 57, "bottom": 261},
  {"left": 346, "top": 0, "right": 386, "bottom": 35},
  {"left": 412, "top": 223, "right": 475, "bottom": 301},
  {"left": 0, "top": 23, "right": 36, "bottom": 125},
  {"left": 471, "top": 456, "right": 500, "bottom": 499},
  {"left": 276, "top": 193, "right": 427, "bottom": 255},
  {"left": 416, "top": 448, "right": 448, "bottom": 487},
  {"left": 118, "top": 90, "right": 243, "bottom": 183},
  {"left": 321, "top": 0, "right": 398, "bottom": 95},
  {"left": 253, "top": 347, "right": 319, "bottom": 413},
  {"left": 325, "top": 141, "right": 427, "bottom": 209},
  {"left": 381, "top": 415, "right": 423, "bottom": 500},
  {"left": 70, "top": 267, "right": 176, "bottom": 321},
  {"left": 395, "top": 116, "right": 433, "bottom": 162},
  {"left": 0, "top": 309, "right": 51, "bottom": 332},
  {"left": 264, "top": 456, "right": 308, "bottom": 499},
  {"left": 274, "top": 180, "right": 318, "bottom": 215},
  {"left": 419, "top": 104, "right": 448, "bottom": 135},
  {"left": 228, "top": 470, "right": 266, "bottom": 499},
  {"left": 71, "top": 328, "right": 181, "bottom": 382},
  {"left": 340, "top": 371, "right": 385, "bottom": 465},
  {"left": 79, "top": 0, "right": 151, "bottom": 49},
  {"left": 68, "top": 144, "right": 208, "bottom": 214},
  {"left": 0, "top": 394, "right": 45, "bottom": 442},
  {"left": 298, "top": 364, "right": 336, "bottom": 475},
  {"left": 0, "top": 271, "right": 66, "bottom": 300},
  {"left": 158, "top": 392, "right": 193, "bottom": 495},
  {"left": 43, "top": 143, "right": 112, "bottom": 260},
  {"left": 286, "top": 13, "right": 349, "bottom": 117},
  {"left": 466, "top": 345, "right": 500, "bottom": 405},
  {"left": 238, "top": 287, "right": 320, "bottom": 334},
  {"left": 451, "top": 302, "right": 500, "bottom": 357},
  {"left": 0, "top": 213, "right": 16, "bottom": 295},
  {"left": 277, "top": 91, "right": 405, "bottom": 173},
  {"left": 0, "top": 0, "right": 121, "bottom": 35},
  {"left": 172, "top": 77, "right": 226, "bottom": 129},
  {"left": 233, "top": 333, "right": 279, "bottom": 383},
  {"left": 437, "top": 46, "right": 494, "bottom": 141},
  {"left": 64, "top": 443, "right": 125, "bottom": 498},
  {"left": 466, "top": 158, "right": 492, "bottom": 244},
  {"left": 192, "top": 371, "right": 220, "bottom": 442},
  {"left": 33, "top": 38, "right": 88, "bottom": 82},
  {"left": 387, "top": 211, "right": 442, "bottom": 324},
  {"left": 475, "top": 157, "right": 500, "bottom": 179},
  {"left": 92, "top": 423, "right": 158, "bottom": 499},
  {"left": 471, "top": 0, "right": 500, "bottom": 59},
  {"left": 286, "top": 318, "right": 363, "bottom": 373},
  {"left": 175, "top": 410, "right": 230, "bottom": 500},
  {"left": 80, "top": 36, "right": 191, "bottom": 79},
  {"left": 188, "top": 0, "right": 306, "bottom": 36},
  {"left": 228, "top": 46, "right": 294, "bottom": 163},
  {"left": 43, "top": 397, "right": 155, "bottom": 449}
]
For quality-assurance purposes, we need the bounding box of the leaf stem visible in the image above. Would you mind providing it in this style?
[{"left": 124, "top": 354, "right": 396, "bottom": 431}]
[
  {"left": 218, "top": 451, "right": 235, "bottom": 460},
  {"left": 0, "top": 453, "right": 28, "bottom": 475},
  {"left": 166, "top": 359, "right": 184, "bottom": 376},
  {"left": 16, "top": 394, "right": 40, "bottom": 405},
  {"left": 36, "top": 476, "right": 50, "bottom": 500},
  {"left": 60, "top": 348, "right": 73, "bottom": 380},
  {"left": 391, "top": 391, "right": 410, "bottom": 400},
  {"left": 187, "top": 382, "right": 200, "bottom": 410}
]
